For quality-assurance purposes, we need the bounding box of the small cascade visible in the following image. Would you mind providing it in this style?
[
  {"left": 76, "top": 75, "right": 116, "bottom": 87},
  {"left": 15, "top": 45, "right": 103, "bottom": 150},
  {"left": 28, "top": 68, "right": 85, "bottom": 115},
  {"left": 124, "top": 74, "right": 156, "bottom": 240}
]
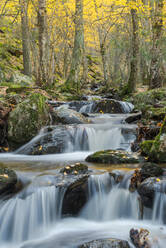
[
  {"left": 16, "top": 123, "right": 135, "bottom": 155},
  {"left": 81, "top": 172, "right": 140, "bottom": 221},
  {"left": 119, "top": 101, "right": 134, "bottom": 113},
  {"left": 79, "top": 102, "right": 94, "bottom": 113},
  {"left": 152, "top": 192, "right": 166, "bottom": 224},
  {"left": 0, "top": 186, "right": 65, "bottom": 243}
]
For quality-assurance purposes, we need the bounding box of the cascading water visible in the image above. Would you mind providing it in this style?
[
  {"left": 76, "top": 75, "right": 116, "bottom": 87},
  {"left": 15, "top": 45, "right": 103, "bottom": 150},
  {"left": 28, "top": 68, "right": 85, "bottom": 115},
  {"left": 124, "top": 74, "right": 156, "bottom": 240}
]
[
  {"left": 0, "top": 99, "right": 166, "bottom": 248},
  {"left": 81, "top": 172, "right": 139, "bottom": 221},
  {"left": 0, "top": 185, "right": 65, "bottom": 244}
]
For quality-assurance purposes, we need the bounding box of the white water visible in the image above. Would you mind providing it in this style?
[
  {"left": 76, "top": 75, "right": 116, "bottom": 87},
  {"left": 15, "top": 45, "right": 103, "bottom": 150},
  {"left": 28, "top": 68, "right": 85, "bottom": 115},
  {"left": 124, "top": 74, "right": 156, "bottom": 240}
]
[{"left": 0, "top": 100, "right": 166, "bottom": 248}]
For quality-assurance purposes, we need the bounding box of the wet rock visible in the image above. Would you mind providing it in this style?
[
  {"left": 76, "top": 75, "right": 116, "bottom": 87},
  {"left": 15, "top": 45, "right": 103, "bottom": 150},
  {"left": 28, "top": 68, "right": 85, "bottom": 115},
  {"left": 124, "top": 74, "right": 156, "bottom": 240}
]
[
  {"left": 140, "top": 162, "right": 163, "bottom": 181},
  {"left": 8, "top": 93, "right": 51, "bottom": 145},
  {"left": 130, "top": 228, "right": 150, "bottom": 248},
  {"left": 60, "top": 163, "right": 88, "bottom": 175},
  {"left": 125, "top": 112, "right": 142, "bottom": 124},
  {"left": 52, "top": 105, "right": 89, "bottom": 124},
  {"left": 129, "top": 163, "right": 163, "bottom": 192},
  {"left": 61, "top": 174, "right": 89, "bottom": 216},
  {"left": 78, "top": 238, "right": 130, "bottom": 248},
  {"left": 137, "top": 177, "right": 166, "bottom": 208},
  {"left": 69, "top": 99, "right": 133, "bottom": 114},
  {"left": 0, "top": 167, "right": 17, "bottom": 196},
  {"left": 86, "top": 150, "right": 142, "bottom": 164},
  {"left": 16, "top": 125, "right": 89, "bottom": 155},
  {"left": 129, "top": 169, "right": 142, "bottom": 192}
]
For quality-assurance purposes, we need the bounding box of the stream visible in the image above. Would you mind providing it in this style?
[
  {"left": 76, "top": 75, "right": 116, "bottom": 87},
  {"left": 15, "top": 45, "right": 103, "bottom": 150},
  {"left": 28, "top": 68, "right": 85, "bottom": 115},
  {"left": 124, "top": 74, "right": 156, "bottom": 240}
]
[{"left": 0, "top": 100, "right": 166, "bottom": 248}]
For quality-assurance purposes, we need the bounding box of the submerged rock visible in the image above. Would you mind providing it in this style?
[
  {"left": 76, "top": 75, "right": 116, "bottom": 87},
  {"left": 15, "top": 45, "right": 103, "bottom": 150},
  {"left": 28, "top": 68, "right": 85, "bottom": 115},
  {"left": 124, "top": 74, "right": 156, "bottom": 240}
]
[
  {"left": 78, "top": 238, "right": 130, "bottom": 248},
  {"left": 0, "top": 167, "right": 17, "bottom": 196},
  {"left": 8, "top": 93, "right": 51, "bottom": 145},
  {"left": 86, "top": 150, "right": 141, "bottom": 164}
]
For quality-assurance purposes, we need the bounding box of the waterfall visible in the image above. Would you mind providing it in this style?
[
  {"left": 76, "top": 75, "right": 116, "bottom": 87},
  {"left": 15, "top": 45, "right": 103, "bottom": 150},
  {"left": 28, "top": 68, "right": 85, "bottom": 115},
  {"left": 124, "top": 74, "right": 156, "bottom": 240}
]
[
  {"left": 15, "top": 124, "right": 135, "bottom": 155},
  {"left": 152, "top": 192, "right": 166, "bottom": 224},
  {"left": 119, "top": 102, "right": 134, "bottom": 113},
  {"left": 81, "top": 172, "right": 139, "bottom": 221},
  {"left": 0, "top": 186, "right": 65, "bottom": 243}
]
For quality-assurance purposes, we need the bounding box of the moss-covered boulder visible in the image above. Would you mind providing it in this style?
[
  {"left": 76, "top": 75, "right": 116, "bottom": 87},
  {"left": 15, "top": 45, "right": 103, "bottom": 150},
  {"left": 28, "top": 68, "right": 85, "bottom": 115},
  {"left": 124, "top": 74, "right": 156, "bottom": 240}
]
[
  {"left": 0, "top": 167, "right": 17, "bottom": 195},
  {"left": 8, "top": 93, "right": 50, "bottom": 145},
  {"left": 86, "top": 150, "right": 142, "bottom": 164},
  {"left": 140, "top": 115, "right": 166, "bottom": 162}
]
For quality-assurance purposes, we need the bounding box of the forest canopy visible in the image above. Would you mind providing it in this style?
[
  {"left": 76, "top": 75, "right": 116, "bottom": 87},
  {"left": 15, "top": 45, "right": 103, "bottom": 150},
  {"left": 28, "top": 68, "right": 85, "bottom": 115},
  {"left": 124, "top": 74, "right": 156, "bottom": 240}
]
[{"left": 0, "top": 0, "right": 166, "bottom": 94}]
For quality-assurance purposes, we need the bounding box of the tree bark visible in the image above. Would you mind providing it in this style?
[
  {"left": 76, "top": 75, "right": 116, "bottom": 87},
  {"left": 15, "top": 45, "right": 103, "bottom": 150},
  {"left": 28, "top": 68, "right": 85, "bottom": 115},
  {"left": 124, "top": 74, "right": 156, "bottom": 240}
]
[
  {"left": 65, "top": 0, "right": 84, "bottom": 93},
  {"left": 127, "top": 4, "right": 139, "bottom": 93},
  {"left": 149, "top": 0, "right": 164, "bottom": 89},
  {"left": 20, "top": 0, "right": 32, "bottom": 77},
  {"left": 38, "top": 0, "right": 49, "bottom": 86}
]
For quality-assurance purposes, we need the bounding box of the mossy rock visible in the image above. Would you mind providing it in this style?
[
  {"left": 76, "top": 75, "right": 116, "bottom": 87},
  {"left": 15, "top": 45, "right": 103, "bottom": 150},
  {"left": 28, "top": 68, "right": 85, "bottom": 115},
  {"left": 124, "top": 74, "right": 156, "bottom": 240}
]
[
  {"left": 140, "top": 140, "right": 154, "bottom": 156},
  {"left": 147, "top": 107, "right": 166, "bottom": 120},
  {"left": 6, "top": 85, "right": 31, "bottom": 94},
  {"left": 86, "top": 150, "right": 141, "bottom": 164},
  {"left": 8, "top": 93, "right": 51, "bottom": 145},
  {"left": 131, "top": 88, "right": 166, "bottom": 118},
  {"left": 0, "top": 167, "right": 17, "bottom": 195},
  {"left": 60, "top": 163, "right": 88, "bottom": 175},
  {"left": 140, "top": 116, "right": 166, "bottom": 162}
]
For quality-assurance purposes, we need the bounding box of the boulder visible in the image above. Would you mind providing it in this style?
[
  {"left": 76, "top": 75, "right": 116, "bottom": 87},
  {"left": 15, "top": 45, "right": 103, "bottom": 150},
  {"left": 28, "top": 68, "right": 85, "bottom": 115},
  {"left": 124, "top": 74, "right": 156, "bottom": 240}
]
[
  {"left": 8, "top": 93, "right": 51, "bottom": 145},
  {"left": 125, "top": 112, "right": 142, "bottom": 124},
  {"left": 86, "top": 150, "right": 141, "bottom": 164},
  {"left": 52, "top": 105, "right": 89, "bottom": 124},
  {"left": 61, "top": 174, "right": 89, "bottom": 216},
  {"left": 78, "top": 238, "right": 130, "bottom": 248},
  {"left": 140, "top": 162, "right": 163, "bottom": 181},
  {"left": 0, "top": 167, "right": 17, "bottom": 196},
  {"left": 137, "top": 177, "right": 166, "bottom": 208},
  {"left": 129, "top": 163, "right": 163, "bottom": 193}
]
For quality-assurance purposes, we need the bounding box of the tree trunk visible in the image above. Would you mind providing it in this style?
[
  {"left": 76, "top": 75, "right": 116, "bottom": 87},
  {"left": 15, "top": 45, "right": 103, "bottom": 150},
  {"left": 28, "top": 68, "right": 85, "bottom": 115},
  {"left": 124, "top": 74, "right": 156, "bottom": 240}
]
[
  {"left": 20, "top": 0, "right": 32, "bottom": 77},
  {"left": 65, "top": 0, "right": 84, "bottom": 93},
  {"left": 127, "top": 4, "right": 139, "bottom": 93},
  {"left": 93, "top": 0, "right": 109, "bottom": 86},
  {"left": 38, "top": 0, "right": 49, "bottom": 86},
  {"left": 149, "top": 0, "right": 164, "bottom": 89}
]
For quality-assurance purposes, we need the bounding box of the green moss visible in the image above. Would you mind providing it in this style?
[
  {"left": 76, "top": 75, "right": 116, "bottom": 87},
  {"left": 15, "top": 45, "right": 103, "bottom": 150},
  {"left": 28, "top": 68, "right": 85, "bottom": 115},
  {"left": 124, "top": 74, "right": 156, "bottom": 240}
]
[
  {"left": 147, "top": 107, "right": 166, "bottom": 120},
  {"left": 140, "top": 140, "right": 154, "bottom": 156},
  {"left": 86, "top": 150, "right": 140, "bottom": 164},
  {"left": 8, "top": 93, "right": 50, "bottom": 145}
]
